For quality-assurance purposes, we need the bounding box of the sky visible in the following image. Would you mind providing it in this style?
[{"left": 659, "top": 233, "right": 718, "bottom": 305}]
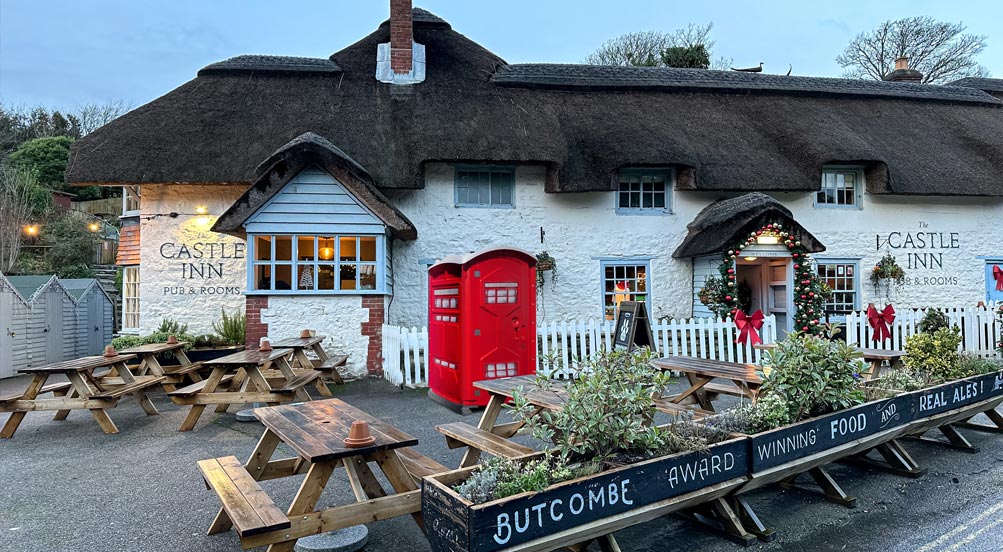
[{"left": 2, "top": 0, "right": 1001, "bottom": 112}]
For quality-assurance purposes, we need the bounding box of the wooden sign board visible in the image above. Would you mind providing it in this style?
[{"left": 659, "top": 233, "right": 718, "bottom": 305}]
[
  {"left": 423, "top": 439, "right": 748, "bottom": 552},
  {"left": 912, "top": 370, "right": 1003, "bottom": 418},
  {"left": 612, "top": 301, "right": 655, "bottom": 352}
]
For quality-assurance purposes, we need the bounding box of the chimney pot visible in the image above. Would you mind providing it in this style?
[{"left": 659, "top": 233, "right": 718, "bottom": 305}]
[
  {"left": 894, "top": 57, "right": 909, "bottom": 71},
  {"left": 884, "top": 56, "right": 923, "bottom": 83}
]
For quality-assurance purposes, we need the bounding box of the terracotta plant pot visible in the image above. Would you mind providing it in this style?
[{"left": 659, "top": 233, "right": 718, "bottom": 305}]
[
  {"left": 300, "top": 329, "right": 312, "bottom": 338},
  {"left": 259, "top": 338, "right": 273, "bottom": 352},
  {"left": 103, "top": 345, "right": 118, "bottom": 358},
  {"left": 343, "top": 420, "right": 376, "bottom": 448},
  {"left": 166, "top": 335, "right": 178, "bottom": 345}
]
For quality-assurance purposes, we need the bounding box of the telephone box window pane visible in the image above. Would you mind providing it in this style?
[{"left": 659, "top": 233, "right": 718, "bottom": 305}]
[
  {"left": 274, "top": 236, "right": 292, "bottom": 261},
  {"left": 255, "top": 236, "right": 272, "bottom": 260}
]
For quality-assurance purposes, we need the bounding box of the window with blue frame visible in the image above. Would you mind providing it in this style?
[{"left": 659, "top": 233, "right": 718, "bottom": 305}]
[
  {"left": 616, "top": 169, "right": 672, "bottom": 214},
  {"left": 248, "top": 234, "right": 385, "bottom": 294},
  {"left": 816, "top": 259, "right": 861, "bottom": 314},
  {"left": 454, "top": 166, "right": 514, "bottom": 207},
  {"left": 986, "top": 261, "right": 1003, "bottom": 302},
  {"left": 601, "top": 260, "right": 651, "bottom": 320},
  {"left": 815, "top": 167, "right": 864, "bottom": 209}
]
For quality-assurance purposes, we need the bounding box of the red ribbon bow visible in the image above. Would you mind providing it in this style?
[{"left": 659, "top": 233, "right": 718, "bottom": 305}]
[
  {"left": 734, "top": 309, "right": 765, "bottom": 346},
  {"left": 867, "top": 304, "right": 896, "bottom": 342},
  {"left": 993, "top": 265, "right": 1003, "bottom": 292}
]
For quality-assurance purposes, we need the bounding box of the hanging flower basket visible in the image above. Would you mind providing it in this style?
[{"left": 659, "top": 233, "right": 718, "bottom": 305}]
[{"left": 870, "top": 253, "right": 906, "bottom": 288}]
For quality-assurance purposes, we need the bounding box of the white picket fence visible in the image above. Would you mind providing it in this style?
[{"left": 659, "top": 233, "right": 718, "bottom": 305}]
[
  {"left": 845, "top": 303, "right": 1002, "bottom": 358},
  {"left": 381, "top": 315, "right": 778, "bottom": 387}
]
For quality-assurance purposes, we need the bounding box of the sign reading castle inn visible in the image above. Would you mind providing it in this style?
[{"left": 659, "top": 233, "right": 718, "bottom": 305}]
[{"left": 67, "top": 4, "right": 1003, "bottom": 380}]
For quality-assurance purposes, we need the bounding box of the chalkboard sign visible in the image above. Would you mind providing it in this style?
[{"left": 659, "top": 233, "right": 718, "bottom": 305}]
[{"left": 612, "top": 301, "right": 655, "bottom": 352}]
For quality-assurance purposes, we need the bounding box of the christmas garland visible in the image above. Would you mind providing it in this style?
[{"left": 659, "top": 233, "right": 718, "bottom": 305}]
[{"left": 717, "top": 222, "right": 828, "bottom": 335}]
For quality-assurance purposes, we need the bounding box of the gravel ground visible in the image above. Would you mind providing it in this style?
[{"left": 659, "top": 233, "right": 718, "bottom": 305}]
[{"left": 2, "top": 375, "right": 1003, "bottom": 552}]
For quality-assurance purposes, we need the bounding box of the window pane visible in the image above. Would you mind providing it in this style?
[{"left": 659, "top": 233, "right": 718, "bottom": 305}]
[
  {"left": 317, "top": 264, "right": 336, "bottom": 290},
  {"left": 359, "top": 236, "right": 377, "bottom": 262},
  {"left": 340, "top": 264, "right": 357, "bottom": 290},
  {"left": 254, "top": 264, "right": 272, "bottom": 290},
  {"left": 318, "top": 236, "right": 336, "bottom": 261},
  {"left": 340, "top": 236, "right": 357, "bottom": 261},
  {"left": 360, "top": 265, "right": 377, "bottom": 290},
  {"left": 255, "top": 236, "right": 272, "bottom": 260},
  {"left": 653, "top": 193, "right": 665, "bottom": 208},
  {"left": 298, "top": 236, "right": 316, "bottom": 261},
  {"left": 297, "top": 265, "right": 315, "bottom": 290},
  {"left": 273, "top": 265, "right": 292, "bottom": 290},
  {"left": 274, "top": 236, "right": 292, "bottom": 261}
]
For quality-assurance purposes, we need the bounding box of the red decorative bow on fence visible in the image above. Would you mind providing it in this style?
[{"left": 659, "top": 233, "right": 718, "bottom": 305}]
[
  {"left": 867, "top": 304, "right": 896, "bottom": 343},
  {"left": 734, "top": 309, "right": 765, "bottom": 346},
  {"left": 993, "top": 265, "right": 1003, "bottom": 292}
]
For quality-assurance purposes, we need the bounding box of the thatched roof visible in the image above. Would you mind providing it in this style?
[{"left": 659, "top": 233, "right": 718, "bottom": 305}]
[
  {"left": 673, "top": 193, "right": 826, "bottom": 258},
  {"left": 950, "top": 77, "right": 1003, "bottom": 99},
  {"left": 66, "top": 9, "right": 1003, "bottom": 197},
  {"left": 212, "top": 132, "right": 417, "bottom": 240}
]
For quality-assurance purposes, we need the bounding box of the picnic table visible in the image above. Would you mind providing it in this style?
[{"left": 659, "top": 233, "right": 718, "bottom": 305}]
[
  {"left": 649, "top": 355, "right": 764, "bottom": 411},
  {"left": 198, "top": 398, "right": 446, "bottom": 552},
  {"left": 270, "top": 335, "right": 347, "bottom": 395},
  {"left": 0, "top": 354, "right": 163, "bottom": 437},
  {"left": 168, "top": 348, "right": 320, "bottom": 432},
  {"left": 855, "top": 347, "right": 906, "bottom": 380},
  {"left": 117, "top": 341, "right": 203, "bottom": 392}
]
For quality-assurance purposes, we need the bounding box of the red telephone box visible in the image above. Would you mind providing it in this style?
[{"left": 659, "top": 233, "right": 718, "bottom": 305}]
[{"left": 428, "top": 248, "right": 537, "bottom": 410}]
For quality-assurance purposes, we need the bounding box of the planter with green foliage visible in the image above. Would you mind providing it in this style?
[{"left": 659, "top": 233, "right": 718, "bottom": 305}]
[
  {"left": 423, "top": 349, "right": 748, "bottom": 552},
  {"left": 111, "top": 311, "right": 247, "bottom": 365}
]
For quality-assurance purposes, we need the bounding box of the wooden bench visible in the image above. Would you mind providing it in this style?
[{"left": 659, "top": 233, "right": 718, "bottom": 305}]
[
  {"left": 274, "top": 370, "right": 322, "bottom": 393},
  {"left": 397, "top": 447, "right": 449, "bottom": 484},
  {"left": 704, "top": 382, "right": 748, "bottom": 397},
  {"left": 0, "top": 382, "right": 73, "bottom": 403},
  {"left": 91, "top": 376, "right": 165, "bottom": 399},
  {"left": 168, "top": 374, "right": 235, "bottom": 397},
  {"left": 317, "top": 355, "right": 347, "bottom": 386},
  {"left": 163, "top": 361, "right": 204, "bottom": 376},
  {"left": 197, "top": 456, "right": 290, "bottom": 537},
  {"left": 0, "top": 393, "right": 22, "bottom": 403},
  {"left": 652, "top": 397, "right": 714, "bottom": 418},
  {"left": 437, "top": 422, "right": 536, "bottom": 459}
]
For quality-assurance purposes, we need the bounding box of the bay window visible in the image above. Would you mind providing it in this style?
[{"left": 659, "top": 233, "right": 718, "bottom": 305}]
[{"left": 249, "top": 234, "right": 384, "bottom": 293}]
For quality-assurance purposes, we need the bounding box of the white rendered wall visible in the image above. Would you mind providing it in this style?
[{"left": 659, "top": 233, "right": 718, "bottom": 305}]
[
  {"left": 261, "top": 295, "right": 370, "bottom": 378},
  {"left": 387, "top": 164, "right": 1003, "bottom": 327},
  {"left": 138, "top": 185, "right": 248, "bottom": 335}
]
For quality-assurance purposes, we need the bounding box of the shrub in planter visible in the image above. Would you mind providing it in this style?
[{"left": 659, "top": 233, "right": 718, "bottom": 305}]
[
  {"left": 917, "top": 309, "right": 950, "bottom": 334},
  {"left": 903, "top": 326, "right": 963, "bottom": 383},
  {"left": 111, "top": 334, "right": 144, "bottom": 351},
  {"left": 703, "top": 393, "right": 794, "bottom": 434}
]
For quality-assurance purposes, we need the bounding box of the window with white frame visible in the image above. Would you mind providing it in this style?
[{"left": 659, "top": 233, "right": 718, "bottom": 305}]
[
  {"left": 601, "top": 260, "right": 650, "bottom": 320},
  {"left": 454, "top": 166, "right": 514, "bottom": 207},
  {"left": 815, "top": 168, "right": 862, "bottom": 208},
  {"left": 816, "top": 260, "right": 860, "bottom": 314},
  {"left": 122, "top": 185, "right": 140, "bottom": 216},
  {"left": 249, "top": 234, "right": 383, "bottom": 293},
  {"left": 616, "top": 169, "right": 672, "bottom": 213},
  {"left": 122, "top": 266, "right": 140, "bottom": 331}
]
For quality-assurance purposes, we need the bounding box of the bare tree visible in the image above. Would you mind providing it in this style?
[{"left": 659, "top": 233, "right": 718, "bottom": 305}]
[
  {"left": 0, "top": 164, "right": 46, "bottom": 272},
  {"left": 836, "top": 16, "right": 989, "bottom": 84},
  {"left": 75, "top": 100, "right": 132, "bottom": 136},
  {"left": 585, "top": 23, "right": 728, "bottom": 69}
]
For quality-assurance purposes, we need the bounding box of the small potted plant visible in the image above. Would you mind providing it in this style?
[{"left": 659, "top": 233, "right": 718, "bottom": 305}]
[{"left": 535, "top": 251, "right": 558, "bottom": 290}]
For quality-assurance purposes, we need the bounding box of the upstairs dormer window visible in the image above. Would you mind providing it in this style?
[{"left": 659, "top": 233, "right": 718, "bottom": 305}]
[
  {"left": 815, "top": 167, "right": 863, "bottom": 209},
  {"left": 454, "top": 165, "right": 515, "bottom": 208},
  {"left": 616, "top": 168, "right": 672, "bottom": 215}
]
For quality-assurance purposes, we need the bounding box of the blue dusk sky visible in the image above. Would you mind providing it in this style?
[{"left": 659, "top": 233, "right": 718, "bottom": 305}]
[{"left": 1, "top": 0, "right": 1001, "bottom": 112}]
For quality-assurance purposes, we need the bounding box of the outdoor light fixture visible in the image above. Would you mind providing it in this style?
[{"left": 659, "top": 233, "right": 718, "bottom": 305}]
[
  {"left": 744, "top": 256, "right": 758, "bottom": 262},
  {"left": 756, "top": 234, "right": 780, "bottom": 245},
  {"left": 195, "top": 206, "right": 209, "bottom": 215},
  {"left": 23, "top": 224, "right": 39, "bottom": 237},
  {"left": 87, "top": 222, "right": 101, "bottom": 233}
]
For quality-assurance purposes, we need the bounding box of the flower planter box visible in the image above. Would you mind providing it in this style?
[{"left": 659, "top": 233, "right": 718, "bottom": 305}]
[
  {"left": 907, "top": 369, "right": 1003, "bottom": 418},
  {"left": 422, "top": 438, "right": 748, "bottom": 552},
  {"left": 749, "top": 394, "right": 915, "bottom": 472}
]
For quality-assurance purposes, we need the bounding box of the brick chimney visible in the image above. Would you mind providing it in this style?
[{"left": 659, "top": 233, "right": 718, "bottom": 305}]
[
  {"left": 376, "top": 0, "right": 426, "bottom": 84},
  {"left": 884, "top": 56, "right": 923, "bottom": 83},
  {"left": 390, "top": 0, "right": 413, "bottom": 74}
]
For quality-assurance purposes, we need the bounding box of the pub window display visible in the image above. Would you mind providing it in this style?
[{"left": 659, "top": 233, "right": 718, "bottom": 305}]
[
  {"left": 816, "top": 260, "right": 860, "bottom": 314},
  {"left": 249, "top": 234, "right": 381, "bottom": 293},
  {"left": 602, "top": 261, "right": 649, "bottom": 320}
]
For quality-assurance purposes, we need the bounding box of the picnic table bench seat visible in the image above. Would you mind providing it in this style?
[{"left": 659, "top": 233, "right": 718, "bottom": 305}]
[
  {"left": 1, "top": 381, "right": 75, "bottom": 403},
  {"left": 703, "top": 381, "right": 747, "bottom": 397},
  {"left": 397, "top": 447, "right": 450, "bottom": 482},
  {"left": 273, "top": 370, "right": 322, "bottom": 393},
  {"left": 168, "top": 374, "right": 236, "bottom": 397},
  {"left": 437, "top": 421, "right": 536, "bottom": 459},
  {"left": 162, "top": 361, "right": 204, "bottom": 376},
  {"left": 652, "top": 397, "right": 714, "bottom": 417},
  {"left": 319, "top": 354, "right": 348, "bottom": 370},
  {"left": 90, "top": 376, "right": 165, "bottom": 399},
  {"left": 197, "top": 456, "right": 291, "bottom": 538}
]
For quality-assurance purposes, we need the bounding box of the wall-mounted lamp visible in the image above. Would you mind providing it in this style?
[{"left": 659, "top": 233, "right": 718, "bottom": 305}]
[
  {"left": 744, "top": 256, "right": 758, "bottom": 262},
  {"left": 23, "top": 224, "right": 39, "bottom": 237},
  {"left": 87, "top": 222, "right": 101, "bottom": 233},
  {"left": 756, "top": 234, "right": 779, "bottom": 245},
  {"left": 195, "top": 206, "right": 209, "bottom": 215}
]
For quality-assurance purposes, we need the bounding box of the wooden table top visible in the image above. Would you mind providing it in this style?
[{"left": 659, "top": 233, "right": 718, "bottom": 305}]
[
  {"left": 118, "top": 342, "right": 188, "bottom": 355},
  {"left": 17, "top": 354, "right": 137, "bottom": 374},
  {"left": 473, "top": 375, "right": 540, "bottom": 397},
  {"left": 855, "top": 347, "right": 906, "bottom": 360},
  {"left": 253, "top": 399, "right": 418, "bottom": 463},
  {"left": 204, "top": 348, "right": 293, "bottom": 367},
  {"left": 650, "top": 356, "right": 763, "bottom": 385},
  {"left": 271, "top": 336, "right": 326, "bottom": 349}
]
